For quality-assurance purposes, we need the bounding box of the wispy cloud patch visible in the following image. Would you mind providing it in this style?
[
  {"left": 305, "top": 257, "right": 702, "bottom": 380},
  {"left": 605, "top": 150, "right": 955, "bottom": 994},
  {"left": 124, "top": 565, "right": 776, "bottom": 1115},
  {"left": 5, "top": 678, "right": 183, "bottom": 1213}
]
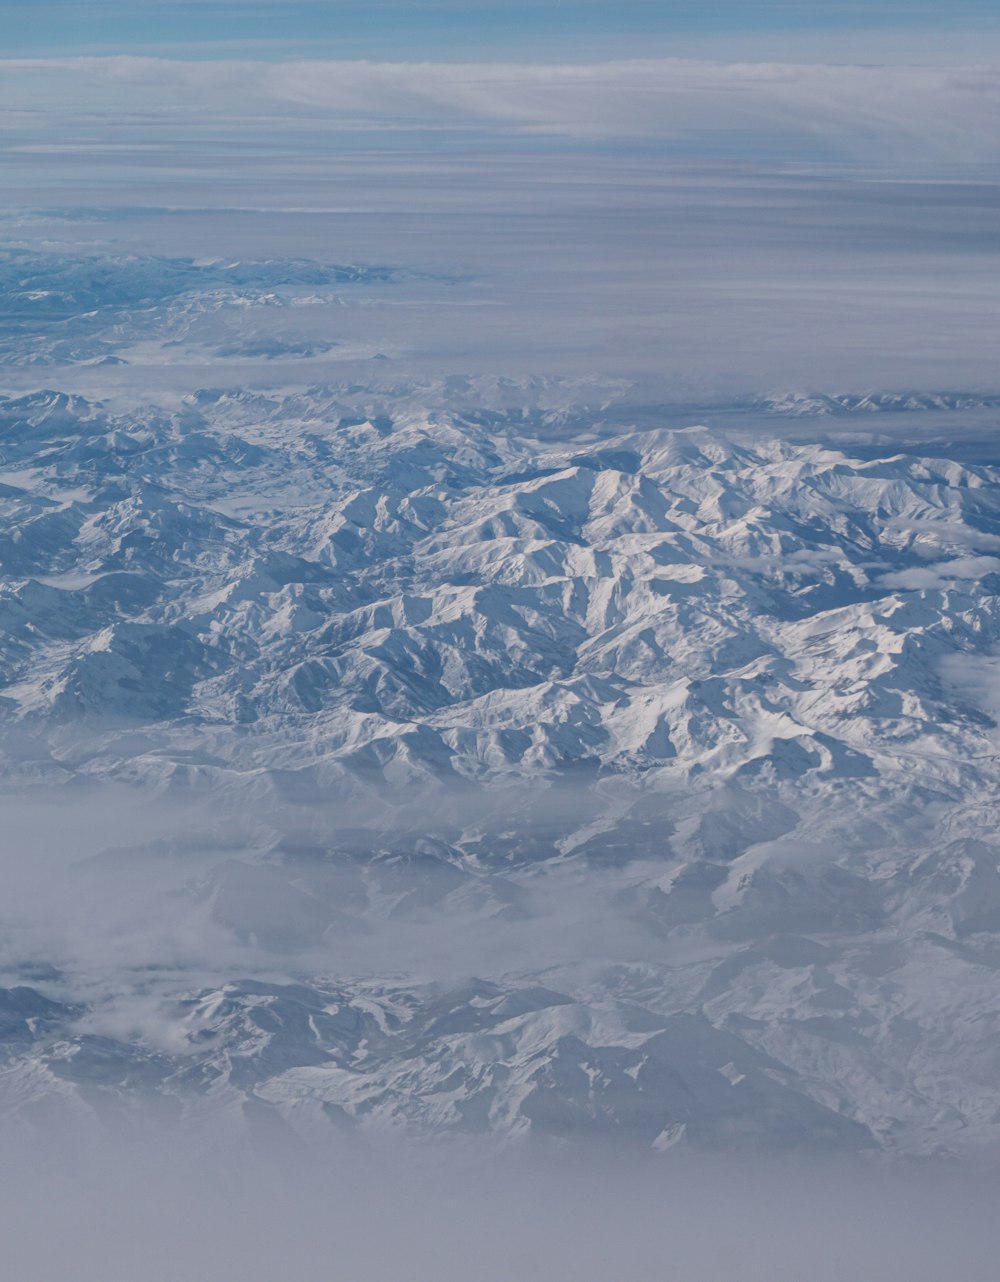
[{"left": 3, "top": 55, "right": 1000, "bottom": 160}]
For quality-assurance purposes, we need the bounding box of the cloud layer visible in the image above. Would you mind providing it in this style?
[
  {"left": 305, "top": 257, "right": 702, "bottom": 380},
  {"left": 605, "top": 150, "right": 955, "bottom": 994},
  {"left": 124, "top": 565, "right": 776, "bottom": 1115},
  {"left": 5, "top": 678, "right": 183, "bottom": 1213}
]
[{"left": 4, "top": 54, "right": 1000, "bottom": 161}]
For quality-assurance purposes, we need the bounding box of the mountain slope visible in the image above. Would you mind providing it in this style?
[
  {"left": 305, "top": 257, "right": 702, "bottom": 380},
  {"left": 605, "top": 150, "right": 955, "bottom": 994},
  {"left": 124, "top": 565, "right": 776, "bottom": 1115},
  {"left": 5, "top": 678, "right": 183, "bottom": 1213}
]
[{"left": 2, "top": 387, "right": 1000, "bottom": 1159}]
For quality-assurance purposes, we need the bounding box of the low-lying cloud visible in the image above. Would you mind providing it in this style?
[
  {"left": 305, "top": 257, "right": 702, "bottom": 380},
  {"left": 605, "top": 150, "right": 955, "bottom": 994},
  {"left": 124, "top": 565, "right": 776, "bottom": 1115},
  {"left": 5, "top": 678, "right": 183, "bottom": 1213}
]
[{"left": 4, "top": 1137, "right": 999, "bottom": 1282}]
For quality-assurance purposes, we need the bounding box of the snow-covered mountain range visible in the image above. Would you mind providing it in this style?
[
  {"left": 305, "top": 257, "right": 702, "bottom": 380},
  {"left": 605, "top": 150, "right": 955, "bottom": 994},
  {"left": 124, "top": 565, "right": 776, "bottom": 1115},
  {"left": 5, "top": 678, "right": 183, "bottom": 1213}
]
[{"left": 2, "top": 379, "right": 1000, "bottom": 1162}]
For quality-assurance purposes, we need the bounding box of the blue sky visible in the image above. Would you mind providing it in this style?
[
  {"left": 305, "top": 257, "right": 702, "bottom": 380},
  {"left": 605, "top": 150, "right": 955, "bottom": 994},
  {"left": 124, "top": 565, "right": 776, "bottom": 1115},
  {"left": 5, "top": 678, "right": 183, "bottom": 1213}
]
[{"left": 5, "top": 0, "right": 1000, "bottom": 59}]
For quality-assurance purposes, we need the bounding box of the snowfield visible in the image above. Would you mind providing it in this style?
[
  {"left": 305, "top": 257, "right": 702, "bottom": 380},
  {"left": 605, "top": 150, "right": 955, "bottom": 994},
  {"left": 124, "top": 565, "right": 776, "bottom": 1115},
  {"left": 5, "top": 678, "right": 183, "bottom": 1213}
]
[{"left": 2, "top": 374, "right": 1000, "bottom": 1161}]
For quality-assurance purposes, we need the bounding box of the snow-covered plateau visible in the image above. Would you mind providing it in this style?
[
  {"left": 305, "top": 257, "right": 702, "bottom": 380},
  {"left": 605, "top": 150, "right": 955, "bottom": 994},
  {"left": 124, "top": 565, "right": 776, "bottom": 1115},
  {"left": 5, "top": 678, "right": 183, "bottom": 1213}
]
[{"left": 2, "top": 370, "right": 1000, "bottom": 1164}]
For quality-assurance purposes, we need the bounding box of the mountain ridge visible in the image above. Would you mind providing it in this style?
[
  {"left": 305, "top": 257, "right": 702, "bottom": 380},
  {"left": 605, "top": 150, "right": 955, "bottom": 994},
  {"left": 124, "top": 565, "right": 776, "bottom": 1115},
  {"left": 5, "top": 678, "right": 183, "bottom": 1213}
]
[{"left": 2, "top": 386, "right": 1000, "bottom": 1160}]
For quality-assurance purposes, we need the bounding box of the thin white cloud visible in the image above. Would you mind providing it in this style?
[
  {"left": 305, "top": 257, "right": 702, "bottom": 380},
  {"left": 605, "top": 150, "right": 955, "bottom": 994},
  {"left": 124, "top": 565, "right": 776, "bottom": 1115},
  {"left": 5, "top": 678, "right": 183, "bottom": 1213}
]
[{"left": 3, "top": 55, "right": 1000, "bottom": 160}]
